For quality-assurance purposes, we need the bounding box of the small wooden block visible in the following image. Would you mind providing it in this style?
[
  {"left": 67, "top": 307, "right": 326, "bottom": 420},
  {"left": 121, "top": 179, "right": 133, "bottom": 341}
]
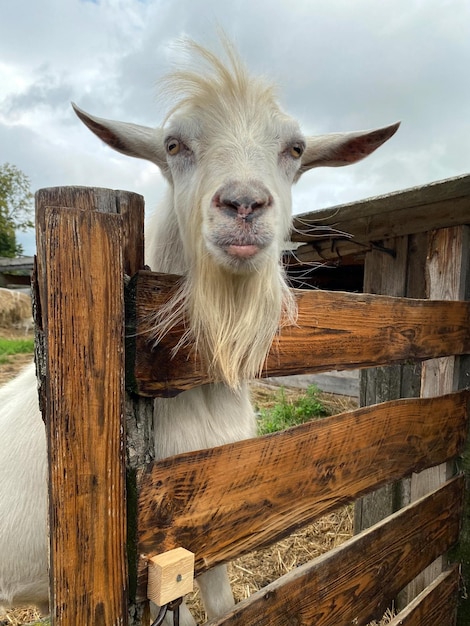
[{"left": 147, "top": 547, "right": 195, "bottom": 606}]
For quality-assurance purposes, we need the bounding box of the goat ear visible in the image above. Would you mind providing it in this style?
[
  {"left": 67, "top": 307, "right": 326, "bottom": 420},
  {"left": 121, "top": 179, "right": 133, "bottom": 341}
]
[
  {"left": 71, "top": 103, "right": 167, "bottom": 169},
  {"left": 299, "top": 122, "right": 400, "bottom": 174}
]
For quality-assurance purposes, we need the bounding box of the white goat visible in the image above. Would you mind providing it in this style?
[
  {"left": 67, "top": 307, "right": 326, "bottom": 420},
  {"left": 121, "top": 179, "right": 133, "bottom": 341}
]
[{"left": 0, "top": 39, "right": 398, "bottom": 624}]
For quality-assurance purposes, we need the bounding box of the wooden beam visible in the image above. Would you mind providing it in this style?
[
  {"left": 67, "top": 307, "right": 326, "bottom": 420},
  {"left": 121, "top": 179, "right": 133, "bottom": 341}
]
[
  {"left": 388, "top": 566, "right": 460, "bottom": 626},
  {"left": 135, "top": 392, "right": 468, "bottom": 597},
  {"left": 36, "top": 201, "right": 128, "bottom": 625},
  {"left": 127, "top": 271, "right": 470, "bottom": 396},
  {"left": 291, "top": 173, "right": 470, "bottom": 246},
  {"left": 205, "top": 477, "right": 464, "bottom": 626}
]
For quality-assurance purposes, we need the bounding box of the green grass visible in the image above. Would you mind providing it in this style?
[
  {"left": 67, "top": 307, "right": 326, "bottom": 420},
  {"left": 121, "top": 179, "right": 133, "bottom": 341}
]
[
  {"left": 0, "top": 337, "right": 34, "bottom": 364},
  {"left": 256, "top": 385, "right": 330, "bottom": 435}
]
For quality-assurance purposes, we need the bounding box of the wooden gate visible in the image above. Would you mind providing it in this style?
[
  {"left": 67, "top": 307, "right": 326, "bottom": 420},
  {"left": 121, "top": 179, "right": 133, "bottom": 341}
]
[{"left": 34, "top": 179, "right": 470, "bottom": 625}]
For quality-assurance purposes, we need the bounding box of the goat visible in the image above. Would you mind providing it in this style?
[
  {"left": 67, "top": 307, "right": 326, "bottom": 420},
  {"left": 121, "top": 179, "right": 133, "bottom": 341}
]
[{"left": 0, "top": 38, "right": 398, "bottom": 625}]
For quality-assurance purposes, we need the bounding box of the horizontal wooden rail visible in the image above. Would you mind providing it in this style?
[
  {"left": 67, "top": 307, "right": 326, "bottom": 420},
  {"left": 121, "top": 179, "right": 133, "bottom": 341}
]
[
  {"left": 388, "top": 566, "right": 460, "bottom": 626},
  {"left": 205, "top": 477, "right": 464, "bottom": 626},
  {"left": 135, "top": 391, "right": 468, "bottom": 597},
  {"left": 126, "top": 271, "right": 470, "bottom": 396}
]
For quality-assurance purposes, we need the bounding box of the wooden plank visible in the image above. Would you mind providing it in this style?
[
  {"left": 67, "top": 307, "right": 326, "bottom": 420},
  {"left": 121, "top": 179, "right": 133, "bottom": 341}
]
[
  {"left": 264, "top": 371, "right": 360, "bottom": 397},
  {"left": 128, "top": 271, "right": 470, "bottom": 396},
  {"left": 355, "top": 233, "right": 426, "bottom": 548},
  {"left": 408, "top": 226, "right": 469, "bottom": 602},
  {"left": 0, "top": 255, "right": 34, "bottom": 269},
  {"left": 356, "top": 234, "right": 428, "bottom": 611},
  {"left": 356, "top": 236, "right": 414, "bottom": 533},
  {"left": 388, "top": 566, "right": 460, "bottom": 626},
  {"left": 291, "top": 173, "right": 470, "bottom": 247},
  {"left": 135, "top": 392, "right": 468, "bottom": 597},
  {"left": 36, "top": 203, "right": 127, "bottom": 625},
  {"left": 205, "top": 477, "right": 464, "bottom": 626},
  {"left": 455, "top": 227, "right": 470, "bottom": 626},
  {"left": 290, "top": 194, "right": 470, "bottom": 262}
]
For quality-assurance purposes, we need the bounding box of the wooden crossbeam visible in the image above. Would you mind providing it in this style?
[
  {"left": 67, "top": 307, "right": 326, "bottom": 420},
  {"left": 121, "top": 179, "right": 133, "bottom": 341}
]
[
  {"left": 126, "top": 271, "right": 470, "bottom": 396},
  {"left": 135, "top": 391, "right": 468, "bottom": 598},
  {"left": 204, "top": 477, "right": 464, "bottom": 626}
]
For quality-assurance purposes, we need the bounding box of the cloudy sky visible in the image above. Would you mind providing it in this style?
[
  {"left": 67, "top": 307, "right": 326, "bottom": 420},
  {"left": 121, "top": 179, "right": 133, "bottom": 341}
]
[{"left": 1, "top": 0, "right": 469, "bottom": 255}]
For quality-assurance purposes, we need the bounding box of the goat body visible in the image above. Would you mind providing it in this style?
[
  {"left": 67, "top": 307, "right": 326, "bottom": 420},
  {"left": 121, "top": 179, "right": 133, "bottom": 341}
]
[{"left": 0, "top": 38, "right": 399, "bottom": 624}]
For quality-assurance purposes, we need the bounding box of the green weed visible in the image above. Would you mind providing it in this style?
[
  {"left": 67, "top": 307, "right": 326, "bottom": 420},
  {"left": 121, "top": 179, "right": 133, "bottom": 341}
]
[
  {"left": 256, "top": 385, "right": 330, "bottom": 435},
  {"left": 0, "top": 337, "right": 34, "bottom": 363}
]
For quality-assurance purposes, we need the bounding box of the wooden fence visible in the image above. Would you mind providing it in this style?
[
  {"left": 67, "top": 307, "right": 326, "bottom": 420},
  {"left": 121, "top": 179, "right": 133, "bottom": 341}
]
[{"left": 33, "top": 181, "right": 469, "bottom": 626}]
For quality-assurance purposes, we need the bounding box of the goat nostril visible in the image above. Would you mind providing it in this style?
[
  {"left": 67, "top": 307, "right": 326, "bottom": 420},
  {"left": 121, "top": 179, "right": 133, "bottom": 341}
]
[
  {"left": 224, "top": 199, "right": 241, "bottom": 211},
  {"left": 219, "top": 196, "right": 269, "bottom": 219}
]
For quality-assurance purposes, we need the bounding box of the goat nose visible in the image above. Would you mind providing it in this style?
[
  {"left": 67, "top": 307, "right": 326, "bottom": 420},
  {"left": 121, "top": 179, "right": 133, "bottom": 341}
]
[{"left": 219, "top": 192, "right": 272, "bottom": 220}]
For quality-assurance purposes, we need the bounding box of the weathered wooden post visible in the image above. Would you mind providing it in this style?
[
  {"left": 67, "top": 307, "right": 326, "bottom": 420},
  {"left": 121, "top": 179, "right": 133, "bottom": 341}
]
[{"left": 34, "top": 187, "right": 151, "bottom": 625}]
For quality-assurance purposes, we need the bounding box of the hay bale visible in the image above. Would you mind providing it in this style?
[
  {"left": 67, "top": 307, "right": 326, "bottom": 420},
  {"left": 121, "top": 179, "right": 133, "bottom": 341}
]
[{"left": 0, "top": 288, "right": 32, "bottom": 329}]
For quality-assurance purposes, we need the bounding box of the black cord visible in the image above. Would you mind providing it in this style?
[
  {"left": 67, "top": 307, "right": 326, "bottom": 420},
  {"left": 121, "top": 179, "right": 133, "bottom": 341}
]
[
  {"left": 150, "top": 597, "right": 183, "bottom": 626},
  {"left": 150, "top": 603, "right": 169, "bottom": 626}
]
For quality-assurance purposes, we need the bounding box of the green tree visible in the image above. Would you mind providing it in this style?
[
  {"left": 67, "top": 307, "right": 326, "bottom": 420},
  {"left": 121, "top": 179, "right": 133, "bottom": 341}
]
[{"left": 0, "top": 163, "right": 34, "bottom": 257}]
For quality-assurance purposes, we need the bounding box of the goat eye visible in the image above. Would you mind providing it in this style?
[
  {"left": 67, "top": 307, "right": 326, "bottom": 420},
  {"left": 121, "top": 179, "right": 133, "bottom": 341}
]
[
  {"left": 290, "top": 143, "right": 304, "bottom": 159},
  {"left": 166, "top": 139, "right": 181, "bottom": 156}
]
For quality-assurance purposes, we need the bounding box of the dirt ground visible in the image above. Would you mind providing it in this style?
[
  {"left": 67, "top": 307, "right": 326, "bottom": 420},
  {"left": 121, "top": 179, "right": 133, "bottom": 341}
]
[{"left": 0, "top": 333, "right": 394, "bottom": 626}]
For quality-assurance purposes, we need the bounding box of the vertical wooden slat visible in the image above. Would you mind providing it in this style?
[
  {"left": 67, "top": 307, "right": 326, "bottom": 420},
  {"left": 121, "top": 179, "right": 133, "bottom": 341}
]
[
  {"left": 355, "top": 234, "right": 426, "bottom": 531},
  {"left": 388, "top": 566, "right": 460, "bottom": 626},
  {"left": 408, "top": 226, "right": 470, "bottom": 614},
  {"left": 456, "top": 227, "right": 470, "bottom": 626}
]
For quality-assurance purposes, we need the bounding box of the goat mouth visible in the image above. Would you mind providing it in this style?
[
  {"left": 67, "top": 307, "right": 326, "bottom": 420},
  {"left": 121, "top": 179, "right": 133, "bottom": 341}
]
[
  {"left": 210, "top": 233, "right": 272, "bottom": 263},
  {"left": 226, "top": 244, "right": 260, "bottom": 259}
]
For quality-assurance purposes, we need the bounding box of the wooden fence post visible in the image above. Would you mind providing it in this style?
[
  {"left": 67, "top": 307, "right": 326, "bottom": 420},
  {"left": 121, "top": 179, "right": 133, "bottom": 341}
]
[{"left": 35, "top": 187, "right": 150, "bottom": 626}]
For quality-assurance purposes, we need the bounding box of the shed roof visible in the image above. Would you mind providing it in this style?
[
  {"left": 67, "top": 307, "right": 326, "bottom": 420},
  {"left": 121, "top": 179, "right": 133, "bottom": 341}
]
[{"left": 290, "top": 173, "right": 470, "bottom": 265}]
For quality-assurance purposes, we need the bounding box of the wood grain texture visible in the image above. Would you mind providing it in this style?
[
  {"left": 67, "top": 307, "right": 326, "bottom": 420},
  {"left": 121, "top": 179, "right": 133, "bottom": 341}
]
[
  {"left": 35, "top": 186, "right": 145, "bottom": 277},
  {"left": 288, "top": 193, "right": 470, "bottom": 264},
  {"left": 355, "top": 234, "right": 421, "bottom": 536},
  {"left": 291, "top": 173, "right": 470, "bottom": 245},
  {"left": 36, "top": 201, "right": 128, "bottom": 625},
  {"left": 388, "top": 566, "right": 460, "bottom": 626},
  {"left": 408, "top": 226, "right": 470, "bottom": 602},
  {"left": 134, "top": 391, "right": 468, "bottom": 598},
  {"left": 204, "top": 477, "right": 464, "bottom": 626},
  {"left": 147, "top": 548, "right": 194, "bottom": 606},
  {"left": 128, "top": 270, "right": 470, "bottom": 396},
  {"left": 36, "top": 186, "right": 149, "bottom": 624}
]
